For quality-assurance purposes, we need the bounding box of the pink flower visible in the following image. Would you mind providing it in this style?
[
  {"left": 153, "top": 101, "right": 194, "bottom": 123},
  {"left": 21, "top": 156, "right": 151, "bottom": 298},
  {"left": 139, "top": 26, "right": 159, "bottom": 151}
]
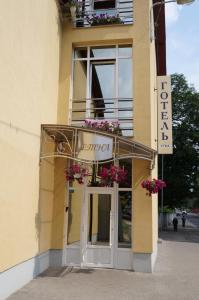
[
  {"left": 65, "top": 164, "right": 89, "bottom": 184},
  {"left": 141, "top": 179, "right": 166, "bottom": 196}
]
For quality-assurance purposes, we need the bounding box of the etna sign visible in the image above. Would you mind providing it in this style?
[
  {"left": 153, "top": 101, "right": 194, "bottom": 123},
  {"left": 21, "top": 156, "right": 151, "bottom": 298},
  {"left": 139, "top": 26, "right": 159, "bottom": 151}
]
[
  {"left": 157, "top": 76, "right": 173, "bottom": 154},
  {"left": 77, "top": 132, "right": 113, "bottom": 161}
]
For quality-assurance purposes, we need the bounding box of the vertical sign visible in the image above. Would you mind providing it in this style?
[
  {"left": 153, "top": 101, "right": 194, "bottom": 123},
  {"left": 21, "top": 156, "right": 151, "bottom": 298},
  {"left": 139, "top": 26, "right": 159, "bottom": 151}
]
[{"left": 157, "top": 76, "right": 173, "bottom": 154}]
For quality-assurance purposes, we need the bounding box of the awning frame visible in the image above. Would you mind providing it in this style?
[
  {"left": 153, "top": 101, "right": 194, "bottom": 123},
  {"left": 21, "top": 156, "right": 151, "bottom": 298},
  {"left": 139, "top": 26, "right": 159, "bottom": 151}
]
[{"left": 40, "top": 124, "right": 156, "bottom": 169}]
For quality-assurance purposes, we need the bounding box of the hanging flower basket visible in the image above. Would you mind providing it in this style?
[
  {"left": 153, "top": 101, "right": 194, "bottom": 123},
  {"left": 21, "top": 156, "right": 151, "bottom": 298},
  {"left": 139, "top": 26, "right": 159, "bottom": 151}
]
[
  {"left": 99, "top": 165, "right": 127, "bottom": 187},
  {"left": 65, "top": 164, "right": 89, "bottom": 184},
  {"left": 141, "top": 179, "right": 166, "bottom": 196}
]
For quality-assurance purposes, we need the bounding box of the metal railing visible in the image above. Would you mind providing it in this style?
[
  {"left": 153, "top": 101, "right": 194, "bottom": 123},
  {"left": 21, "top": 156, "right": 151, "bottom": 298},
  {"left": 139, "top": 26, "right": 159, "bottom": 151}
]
[
  {"left": 70, "top": 97, "right": 133, "bottom": 136},
  {"left": 72, "top": 0, "right": 133, "bottom": 27}
]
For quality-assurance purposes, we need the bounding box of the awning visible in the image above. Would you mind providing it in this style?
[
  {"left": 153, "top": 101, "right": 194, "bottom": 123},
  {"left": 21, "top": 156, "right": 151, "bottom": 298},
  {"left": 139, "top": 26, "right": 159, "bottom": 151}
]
[{"left": 40, "top": 124, "right": 156, "bottom": 168}]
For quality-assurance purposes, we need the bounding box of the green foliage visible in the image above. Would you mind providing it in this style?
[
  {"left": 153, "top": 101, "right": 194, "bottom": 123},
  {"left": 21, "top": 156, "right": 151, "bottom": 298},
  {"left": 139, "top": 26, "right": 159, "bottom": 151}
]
[
  {"left": 159, "top": 206, "right": 174, "bottom": 213},
  {"left": 159, "top": 74, "right": 199, "bottom": 208}
]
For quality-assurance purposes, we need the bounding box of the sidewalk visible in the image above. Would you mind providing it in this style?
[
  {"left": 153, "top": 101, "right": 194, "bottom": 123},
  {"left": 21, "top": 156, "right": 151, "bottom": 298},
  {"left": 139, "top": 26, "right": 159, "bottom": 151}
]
[{"left": 7, "top": 230, "right": 199, "bottom": 300}]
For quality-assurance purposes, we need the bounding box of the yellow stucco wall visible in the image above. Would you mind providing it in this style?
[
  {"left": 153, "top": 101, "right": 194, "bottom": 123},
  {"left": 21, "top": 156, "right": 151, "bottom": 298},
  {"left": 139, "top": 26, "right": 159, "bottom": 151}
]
[
  {"left": 0, "top": 0, "right": 60, "bottom": 272},
  {"left": 51, "top": 158, "right": 67, "bottom": 249},
  {"left": 133, "top": 159, "right": 157, "bottom": 253}
]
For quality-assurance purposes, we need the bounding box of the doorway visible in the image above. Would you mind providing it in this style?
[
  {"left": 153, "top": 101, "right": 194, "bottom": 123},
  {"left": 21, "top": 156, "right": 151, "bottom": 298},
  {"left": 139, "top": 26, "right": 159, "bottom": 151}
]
[
  {"left": 65, "top": 159, "right": 133, "bottom": 269},
  {"left": 81, "top": 187, "right": 114, "bottom": 268}
]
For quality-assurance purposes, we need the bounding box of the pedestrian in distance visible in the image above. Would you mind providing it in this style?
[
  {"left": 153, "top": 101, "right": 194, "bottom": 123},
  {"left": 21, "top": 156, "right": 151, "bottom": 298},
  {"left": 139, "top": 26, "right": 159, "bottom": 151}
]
[
  {"left": 173, "top": 217, "right": 178, "bottom": 232},
  {"left": 182, "top": 214, "right": 186, "bottom": 227}
]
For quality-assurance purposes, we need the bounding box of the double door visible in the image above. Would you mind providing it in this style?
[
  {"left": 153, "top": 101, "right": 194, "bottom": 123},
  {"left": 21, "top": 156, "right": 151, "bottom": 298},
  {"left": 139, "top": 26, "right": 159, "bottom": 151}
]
[{"left": 81, "top": 187, "right": 115, "bottom": 268}]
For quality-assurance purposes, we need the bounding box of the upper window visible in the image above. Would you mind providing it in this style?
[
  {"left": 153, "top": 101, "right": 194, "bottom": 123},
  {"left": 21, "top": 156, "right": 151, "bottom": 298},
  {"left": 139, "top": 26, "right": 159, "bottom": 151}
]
[
  {"left": 93, "top": 0, "right": 116, "bottom": 10},
  {"left": 72, "top": 45, "right": 133, "bottom": 136}
]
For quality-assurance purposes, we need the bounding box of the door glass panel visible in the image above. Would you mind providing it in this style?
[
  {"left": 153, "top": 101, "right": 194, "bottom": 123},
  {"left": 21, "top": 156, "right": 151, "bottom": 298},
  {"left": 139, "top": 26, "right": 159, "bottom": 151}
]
[
  {"left": 88, "top": 194, "right": 111, "bottom": 246},
  {"left": 118, "top": 191, "right": 132, "bottom": 248},
  {"left": 67, "top": 187, "right": 82, "bottom": 246}
]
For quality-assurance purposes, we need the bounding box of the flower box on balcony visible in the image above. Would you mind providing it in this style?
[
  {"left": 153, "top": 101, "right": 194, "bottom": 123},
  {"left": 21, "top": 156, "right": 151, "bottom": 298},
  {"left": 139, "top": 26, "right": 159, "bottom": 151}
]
[{"left": 87, "top": 14, "right": 123, "bottom": 26}]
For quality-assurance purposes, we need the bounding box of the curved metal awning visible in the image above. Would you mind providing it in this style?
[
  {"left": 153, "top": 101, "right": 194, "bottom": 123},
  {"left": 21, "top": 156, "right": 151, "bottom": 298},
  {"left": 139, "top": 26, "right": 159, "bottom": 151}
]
[{"left": 40, "top": 124, "right": 156, "bottom": 168}]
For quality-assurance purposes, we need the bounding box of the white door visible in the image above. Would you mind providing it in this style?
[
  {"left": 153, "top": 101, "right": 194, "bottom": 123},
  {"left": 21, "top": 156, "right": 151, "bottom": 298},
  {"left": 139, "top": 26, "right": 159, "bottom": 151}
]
[{"left": 81, "top": 187, "right": 114, "bottom": 268}]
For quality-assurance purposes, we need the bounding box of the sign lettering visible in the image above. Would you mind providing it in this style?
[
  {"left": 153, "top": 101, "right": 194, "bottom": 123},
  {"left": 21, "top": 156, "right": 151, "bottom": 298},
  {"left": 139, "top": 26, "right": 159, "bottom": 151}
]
[
  {"left": 77, "top": 132, "right": 113, "bottom": 161},
  {"left": 157, "top": 76, "right": 173, "bottom": 154}
]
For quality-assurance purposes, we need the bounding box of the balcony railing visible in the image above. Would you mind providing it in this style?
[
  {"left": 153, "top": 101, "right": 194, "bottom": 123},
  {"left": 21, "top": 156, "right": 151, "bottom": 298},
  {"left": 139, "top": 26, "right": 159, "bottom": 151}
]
[
  {"left": 73, "top": 0, "right": 133, "bottom": 27},
  {"left": 70, "top": 97, "right": 133, "bottom": 136},
  {"left": 58, "top": 0, "right": 133, "bottom": 27}
]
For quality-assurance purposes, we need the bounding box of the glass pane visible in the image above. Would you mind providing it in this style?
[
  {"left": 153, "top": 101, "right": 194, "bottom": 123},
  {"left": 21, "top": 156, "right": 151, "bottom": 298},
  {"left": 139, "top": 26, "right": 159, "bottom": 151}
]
[
  {"left": 94, "top": 0, "right": 116, "bottom": 10},
  {"left": 91, "top": 63, "right": 115, "bottom": 119},
  {"left": 119, "top": 159, "right": 132, "bottom": 188},
  {"left": 118, "top": 191, "right": 132, "bottom": 248},
  {"left": 73, "top": 60, "right": 87, "bottom": 100},
  {"left": 119, "top": 123, "right": 133, "bottom": 137},
  {"left": 74, "top": 47, "right": 87, "bottom": 59},
  {"left": 90, "top": 46, "right": 116, "bottom": 58},
  {"left": 67, "top": 188, "right": 82, "bottom": 246},
  {"left": 118, "top": 58, "right": 132, "bottom": 98},
  {"left": 118, "top": 45, "right": 132, "bottom": 57},
  {"left": 88, "top": 194, "right": 111, "bottom": 246}
]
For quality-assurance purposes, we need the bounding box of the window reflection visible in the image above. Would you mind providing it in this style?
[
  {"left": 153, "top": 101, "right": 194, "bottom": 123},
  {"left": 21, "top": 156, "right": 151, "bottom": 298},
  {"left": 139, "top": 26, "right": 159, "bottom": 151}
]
[
  {"left": 67, "top": 188, "right": 82, "bottom": 246},
  {"left": 118, "top": 45, "right": 132, "bottom": 57},
  {"left": 118, "top": 59, "right": 132, "bottom": 98},
  {"left": 119, "top": 123, "right": 133, "bottom": 136},
  {"left": 88, "top": 194, "right": 111, "bottom": 246},
  {"left": 73, "top": 60, "right": 87, "bottom": 100},
  {"left": 118, "top": 191, "right": 132, "bottom": 248},
  {"left": 90, "top": 47, "right": 116, "bottom": 58},
  {"left": 72, "top": 60, "right": 87, "bottom": 121},
  {"left": 91, "top": 62, "right": 115, "bottom": 119},
  {"left": 119, "top": 159, "right": 132, "bottom": 188}
]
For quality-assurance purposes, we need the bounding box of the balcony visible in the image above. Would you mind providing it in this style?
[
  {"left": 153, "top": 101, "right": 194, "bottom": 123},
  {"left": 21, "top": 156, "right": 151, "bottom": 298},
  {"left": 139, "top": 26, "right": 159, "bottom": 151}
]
[
  {"left": 70, "top": 97, "right": 133, "bottom": 136},
  {"left": 58, "top": 0, "right": 133, "bottom": 27}
]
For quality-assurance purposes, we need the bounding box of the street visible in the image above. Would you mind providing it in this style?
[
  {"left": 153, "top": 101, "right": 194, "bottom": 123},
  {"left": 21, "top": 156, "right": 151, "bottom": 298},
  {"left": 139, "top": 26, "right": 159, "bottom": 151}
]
[
  {"left": 186, "top": 213, "right": 199, "bottom": 228},
  {"left": 175, "top": 213, "right": 199, "bottom": 229}
]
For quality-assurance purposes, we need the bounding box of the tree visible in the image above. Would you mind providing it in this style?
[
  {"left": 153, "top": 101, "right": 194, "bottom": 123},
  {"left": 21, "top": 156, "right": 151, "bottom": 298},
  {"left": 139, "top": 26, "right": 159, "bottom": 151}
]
[{"left": 160, "top": 74, "right": 199, "bottom": 208}]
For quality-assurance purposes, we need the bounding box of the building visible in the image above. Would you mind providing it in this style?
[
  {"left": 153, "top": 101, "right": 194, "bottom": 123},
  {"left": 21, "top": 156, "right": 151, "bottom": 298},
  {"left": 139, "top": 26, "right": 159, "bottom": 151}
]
[{"left": 0, "top": 0, "right": 166, "bottom": 299}]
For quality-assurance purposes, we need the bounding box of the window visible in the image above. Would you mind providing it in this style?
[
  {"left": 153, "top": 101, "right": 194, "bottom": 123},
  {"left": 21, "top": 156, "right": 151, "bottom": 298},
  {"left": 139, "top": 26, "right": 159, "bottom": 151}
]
[
  {"left": 93, "top": 0, "right": 116, "bottom": 10},
  {"left": 72, "top": 45, "right": 133, "bottom": 136}
]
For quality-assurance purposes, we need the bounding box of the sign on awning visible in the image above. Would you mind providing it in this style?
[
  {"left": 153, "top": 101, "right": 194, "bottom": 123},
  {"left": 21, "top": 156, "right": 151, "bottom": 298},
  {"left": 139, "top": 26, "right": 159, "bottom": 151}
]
[{"left": 157, "top": 76, "right": 173, "bottom": 154}]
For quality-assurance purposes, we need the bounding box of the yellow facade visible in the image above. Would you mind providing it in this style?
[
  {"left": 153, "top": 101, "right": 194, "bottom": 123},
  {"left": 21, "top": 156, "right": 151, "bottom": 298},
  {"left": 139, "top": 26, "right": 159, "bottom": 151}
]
[
  {"left": 0, "top": 0, "right": 158, "bottom": 283},
  {"left": 57, "top": 0, "right": 158, "bottom": 256},
  {"left": 0, "top": 0, "right": 60, "bottom": 272}
]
